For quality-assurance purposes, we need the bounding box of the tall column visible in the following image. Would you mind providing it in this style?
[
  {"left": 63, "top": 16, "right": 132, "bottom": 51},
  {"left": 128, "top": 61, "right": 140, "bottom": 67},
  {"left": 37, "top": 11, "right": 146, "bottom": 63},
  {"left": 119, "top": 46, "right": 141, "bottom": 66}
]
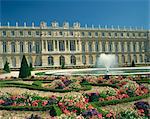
[
  {"left": 136, "top": 42, "right": 139, "bottom": 53},
  {"left": 7, "top": 41, "right": 11, "bottom": 53},
  {"left": 112, "top": 42, "right": 115, "bottom": 53},
  {"left": 106, "top": 41, "right": 109, "bottom": 52},
  {"left": 0, "top": 41, "right": 2, "bottom": 54},
  {"left": 118, "top": 42, "right": 121, "bottom": 53},
  {"left": 130, "top": 42, "right": 133, "bottom": 52},
  {"left": 99, "top": 41, "right": 102, "bottom": 52},
  {"left": 76, "top": 40, "right": 78, "bottom": 52},
  {"left": 124, "top": 42, "right": 127, "bottom": 53}
]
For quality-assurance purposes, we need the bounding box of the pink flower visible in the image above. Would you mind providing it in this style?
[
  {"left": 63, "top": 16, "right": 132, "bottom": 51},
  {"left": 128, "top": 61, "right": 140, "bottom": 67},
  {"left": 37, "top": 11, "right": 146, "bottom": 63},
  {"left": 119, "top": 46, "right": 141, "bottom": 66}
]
[
  {"left": 63, "top": 109, "right": 70, "bottom": 114},
  {"left": 42, "top": 101, "right": 48, "bottom": 106},
  {"left": 106, "top": 113, "right": 112, "bottom": 118},
  {"left": 97, "top": 113, "right": 103, "bottom": 118},
  {"left": 32, "top": 101, "right": 38, "bottom": 106}
]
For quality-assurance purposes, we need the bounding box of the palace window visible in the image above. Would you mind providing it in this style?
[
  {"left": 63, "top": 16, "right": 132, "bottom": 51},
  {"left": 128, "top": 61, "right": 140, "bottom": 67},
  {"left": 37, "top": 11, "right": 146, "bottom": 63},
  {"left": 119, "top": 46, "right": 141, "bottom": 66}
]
[
  {"left": 82, "top": 42, "right": 85, "bottom": 52},
  {"left": 28, "top": 31, "right": 31, "bottom": 36},
  {"left": 48, "top": 56, "right": 54, "bottom": 65},
  {"left": 127, "top": 43, "right": 130, "bottom": 52},
  {"left": 95, "top": 41, "right": 99, "bottom": 52},
  {"left": 88, "top": 41, "right": 92, "bottom": 52},
  {"left": 71, "top": 55, "right": 76, "bottom": 65},
  {"left": 127, "top": 33, "right": 129, "bottom": 37},
  {"left": 138, "top": 33, "right": 141, "bottom": 37},
  {"left": 11, "top": 31, "right": 15, "bottom": 36},
  {"left": 48, "top": 41, "right": 53, "bottom": 51},
  {"left": 20, "top": 42, "right": 24, "bottom": 53},
  {"left": 115, "top": 43, "right": 118, "bottom": 52},
  {"left": 121, "top": 42, "right": 124, "bottom": 52},
  {"left": 132, "top": 33, "right": 135, "bottom": 37},
  {"left": 59, "top": 55, "right": 65, "bottom": 66},
  {"left": 59, "top": 31, "right": 63, "bottom": 36},
  {"left": 70, "top": 40, "right": 76, "bottom": 51},
  {"left": 35, "top": 42, "right": 40, "bottom": 53},
  {"left": 133, "top": 43, "right": 136, "bottom": 52},
  {"left": 121, "top": 33, "right": 123, "bottom": 37},
  {"left": 144, "top": 33, "right": 147, "bottom": 37},
  {"left": 89, "top": 55, "right": 93, "bottom": 64},
  {"left": 20, "top": 31, "right": 23, "bottom": 36},
  {"left": 102, "top": 32, "right": 105, "bottom": 37},
  {"left": 36, "top": 31, "right": 40, "bottom": 36},
  {"left": 3, "top": 42, "right": 7, "bottom": 53},
  {"left": 82, "top": 32, "right": 85, "bottom": 36},
  {"left": 59, "top": 40, "right": 65, "bottom": 51},
  {"left": 115, "top": 32, "right": 117, "bottom": 37},
  {"left": 2, "top": 31, "right": 6, "bottom": 36},
  {"left": 95, "top": 32, "right": 98, "bottom": 37},
  {"left": 48, "top": 31, "right": 51, "bottom": 36},
  {"left": 66, "top": 40, "right": 69, "bottom": 50},
  {"left": 11, "top": 42, "right": 16, "bottom": 53},
  {"left": 82, "top": 55, "right": 86, "bottom": 65},
  {"left": 102, "top": 41, "right": 105, "bottom": 52},
  {"left": 28, "top": 42, "right": 32, "bottom": 53},
  {"left": 108, "top": 32, "right": 111, "bottom": 36},
  {"left": 55, "top": 40, "right": 57, "bottom": 50},
  {"left": 109, "top": 42, "right": 112, "bottom": 52},
  {"left": 88, "top": 32, "right": 91, "bottom": 36}
]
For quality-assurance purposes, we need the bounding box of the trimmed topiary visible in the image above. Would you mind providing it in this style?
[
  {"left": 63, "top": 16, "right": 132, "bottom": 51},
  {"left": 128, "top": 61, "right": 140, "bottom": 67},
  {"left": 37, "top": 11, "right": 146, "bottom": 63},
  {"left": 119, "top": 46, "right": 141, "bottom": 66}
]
[
  {"left": 19, "top": 55, "right": 31, "bottom": 78},
  {"left": 3, "top": 61, "right": 10, "bottom": 73}
]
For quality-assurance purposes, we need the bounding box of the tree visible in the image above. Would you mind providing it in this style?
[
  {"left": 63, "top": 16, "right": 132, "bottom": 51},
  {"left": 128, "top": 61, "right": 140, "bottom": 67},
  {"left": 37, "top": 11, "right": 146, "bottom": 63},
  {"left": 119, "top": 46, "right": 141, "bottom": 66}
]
[
  {"left": 131, "top": 60, "right": 135, "bottom": 67},
  {"left": 3, "top": 61, "right": 10, "bottom": 73},
  {"left": 19, "top": 55, "right": 31, "bottom": 78}
]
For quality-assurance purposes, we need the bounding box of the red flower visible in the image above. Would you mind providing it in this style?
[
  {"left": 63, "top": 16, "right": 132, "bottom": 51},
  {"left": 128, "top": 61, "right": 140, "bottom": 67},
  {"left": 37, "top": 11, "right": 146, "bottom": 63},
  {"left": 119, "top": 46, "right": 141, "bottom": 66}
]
[
  {"left": 85, "top": 98, "right": 89, "bottom": 103},
  {"left": 0, "top": 99, "right": 5, "bottom": 104},
  {"left": 63, "top": 109, "right": 70, "bottom": 114}
]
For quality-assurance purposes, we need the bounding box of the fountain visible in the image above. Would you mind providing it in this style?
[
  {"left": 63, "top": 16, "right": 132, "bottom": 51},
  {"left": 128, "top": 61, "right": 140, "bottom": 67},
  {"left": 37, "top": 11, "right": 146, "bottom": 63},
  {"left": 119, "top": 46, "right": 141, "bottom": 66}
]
[{"left": 96, "top": 53, "right": 118, "bottom": 72}]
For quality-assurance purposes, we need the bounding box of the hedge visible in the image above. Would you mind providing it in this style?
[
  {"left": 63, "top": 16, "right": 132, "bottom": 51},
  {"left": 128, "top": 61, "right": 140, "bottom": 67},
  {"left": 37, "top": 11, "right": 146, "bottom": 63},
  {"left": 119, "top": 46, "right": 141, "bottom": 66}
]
[
  {"left": 81, "top": 83, "right": 119, "bottom": 88},
  {"left": 90, "top": 93, "right": 150, "bottom": 107},
  {"left": 0, "top": 82, "right": 91, "bottom": 93}
]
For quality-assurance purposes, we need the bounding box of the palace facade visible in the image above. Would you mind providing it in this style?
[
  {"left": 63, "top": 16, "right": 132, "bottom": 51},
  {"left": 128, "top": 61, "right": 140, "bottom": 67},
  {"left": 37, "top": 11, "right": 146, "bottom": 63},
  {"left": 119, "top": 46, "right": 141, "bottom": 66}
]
[{"left": 0, "top": 21, "right": 149, "bottom": 68}]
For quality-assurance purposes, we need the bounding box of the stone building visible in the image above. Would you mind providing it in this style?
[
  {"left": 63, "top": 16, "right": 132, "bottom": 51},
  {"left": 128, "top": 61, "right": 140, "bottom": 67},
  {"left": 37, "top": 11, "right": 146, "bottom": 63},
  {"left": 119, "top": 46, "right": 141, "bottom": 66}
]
[{"left": 0, "top": 21, "right": 149, "bottom": 68}]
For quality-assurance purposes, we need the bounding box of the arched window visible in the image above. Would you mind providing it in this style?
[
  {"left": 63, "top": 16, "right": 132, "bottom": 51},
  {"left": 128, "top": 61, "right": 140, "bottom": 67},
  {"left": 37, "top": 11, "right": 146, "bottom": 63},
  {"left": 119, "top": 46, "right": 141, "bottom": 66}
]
[
  {"left": 35, "top": 42, "right": 40, "bottom": 53},
  {"left": 59, "top": 41, "right": 65, "bottom": 51},
  {"left": 71, "top": 55, "right": 76, "bottom": 65},
  {"left": 59, "top": 55, "right": 65, "bottom": 66},
  {"left": 82, "top": 41, "right": 85, "bottom": 52},
  {"left": 82, "top": 55, "right": 86, "bottom": 65},
  {"left": 11, "top": 42, "right": 16, "bottom": 53},
  {"left": 48, "top": 56, "right": 54, "bottom": 65},
  {"left": 122, "top": 55, "right": 125, "bottom": 63},
  {"left": 88, "top": 41, "right": 92, "bottom": 52},
  {"left": 89, "top": 55, "right": 93, "bottom": 64},
  {"left": 3, "top": 42, "right": 7, "bottom": 53},
  {"left": 12, "top": 57, "right": 16, "bottom": 67},
  {"left": 28, "top": 42, "right": 32, "bottom": 53},
  {"left": 20, "top": 42, "right": 24, "bottom": 53}
]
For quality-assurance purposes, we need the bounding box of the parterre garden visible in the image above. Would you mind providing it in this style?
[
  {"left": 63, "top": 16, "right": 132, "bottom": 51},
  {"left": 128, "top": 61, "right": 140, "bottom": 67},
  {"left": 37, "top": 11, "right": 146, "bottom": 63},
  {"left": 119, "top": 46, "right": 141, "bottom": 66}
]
[{"left": 0, "top": 74, "right": 149, "bottom": 119}]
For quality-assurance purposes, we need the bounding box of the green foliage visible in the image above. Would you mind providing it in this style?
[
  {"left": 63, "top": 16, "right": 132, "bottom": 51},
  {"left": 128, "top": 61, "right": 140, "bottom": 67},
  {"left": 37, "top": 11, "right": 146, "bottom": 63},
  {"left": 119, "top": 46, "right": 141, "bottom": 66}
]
[
  {"left": 19, "top": 55, "right": 31, "bottom": 78},
  {"left": 32, "top": 81, "right": 42, "bottom": 87},
  {"left": 117, "top": 110, "right": 139, "bottom": 119},
  {"left": 3, "top": 61, "right": 10, "bottom": 73},
  {"left": 49, "top": 105, "right": 62, "bottom": 117}
]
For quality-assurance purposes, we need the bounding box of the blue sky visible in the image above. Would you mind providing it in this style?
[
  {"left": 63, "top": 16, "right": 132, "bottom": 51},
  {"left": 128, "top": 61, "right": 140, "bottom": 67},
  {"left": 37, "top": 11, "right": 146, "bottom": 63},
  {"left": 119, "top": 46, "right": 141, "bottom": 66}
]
[{"left": 0, "top": 0, "right": 149, "bottom": 29}]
